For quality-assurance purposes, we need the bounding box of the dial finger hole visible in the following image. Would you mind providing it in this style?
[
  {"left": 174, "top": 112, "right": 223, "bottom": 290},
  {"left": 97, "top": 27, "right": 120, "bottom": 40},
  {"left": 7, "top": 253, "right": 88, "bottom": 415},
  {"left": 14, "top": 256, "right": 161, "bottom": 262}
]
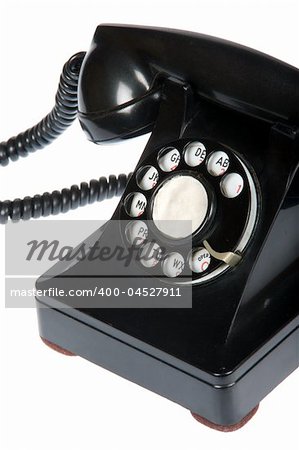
[
  {"left": 220, "top": 173, "right": 244, "bottom": 198},
  {"left": 184, "top": 141, "right": 206, "bottom": 167},
  {"left": 207, "top": 151, "right": 230, "bottom": 176},
  {"left": 125, "top": 220, "right": 148, "bottom": 246},
  {"left": 158, "top": 147, "right": 181, "bottom": 172},
  {"left": 162, "top": 252, "right": 185, "bottom": 278},
  {"left": 189, "top": 248, "right": 211, "bottom": 273},
  {"left": 136, "top": 165, "right": 159, "bottom": 191},
  {"left": 124, "top": 192, "right": 147, "bottom": 218},
  {"left": 140, "top": 242, "right": 163, "bottom": 268}
]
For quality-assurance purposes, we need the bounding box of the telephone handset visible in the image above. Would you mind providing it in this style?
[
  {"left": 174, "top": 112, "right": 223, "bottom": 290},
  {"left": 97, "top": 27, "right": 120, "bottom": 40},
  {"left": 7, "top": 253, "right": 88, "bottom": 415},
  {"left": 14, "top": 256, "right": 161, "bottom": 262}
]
[{"left": 2, "top": 25, "right": 298, "bottom": 431}]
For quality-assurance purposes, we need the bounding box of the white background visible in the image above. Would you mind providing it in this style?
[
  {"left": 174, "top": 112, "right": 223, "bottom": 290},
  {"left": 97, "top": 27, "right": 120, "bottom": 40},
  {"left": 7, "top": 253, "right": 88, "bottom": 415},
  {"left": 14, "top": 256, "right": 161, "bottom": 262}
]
[{"left": 0, "top": 1, "right": 298, "bottom": 449}]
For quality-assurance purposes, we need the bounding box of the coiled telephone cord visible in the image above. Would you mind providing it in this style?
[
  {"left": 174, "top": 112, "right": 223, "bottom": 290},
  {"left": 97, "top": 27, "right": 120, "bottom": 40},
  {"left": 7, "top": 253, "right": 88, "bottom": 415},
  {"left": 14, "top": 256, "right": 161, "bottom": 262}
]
[{"left": 0, "top": 53, "right": 129, "bottom": 223}]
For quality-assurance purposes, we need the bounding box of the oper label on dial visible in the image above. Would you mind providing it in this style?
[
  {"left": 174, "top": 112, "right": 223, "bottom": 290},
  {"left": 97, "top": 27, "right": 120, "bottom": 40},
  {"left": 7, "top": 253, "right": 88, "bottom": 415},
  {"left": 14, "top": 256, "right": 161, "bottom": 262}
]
[
  {"left": 162, "top": 252, "right": 185, "bottom": 278},
  {"left": 126, "top": 221, "right": 148, "bottom": 246},
  {"left": 125, "top": 192, "right": 147, "bottom": 217},
  {"left": 184, "top": 141, "right": 206, "bottom": 167},
  {"left": 207, "top": 151, "right": 230, "bottom": 176},
  {"left": 137, "top": 165, "right": 159, "bottom": 190},
  {"left": 158, "top": 147, "right": 181, "bottom": 172},
  {"left": 189, "top": 248, "right": 211, "bottom": 273}
]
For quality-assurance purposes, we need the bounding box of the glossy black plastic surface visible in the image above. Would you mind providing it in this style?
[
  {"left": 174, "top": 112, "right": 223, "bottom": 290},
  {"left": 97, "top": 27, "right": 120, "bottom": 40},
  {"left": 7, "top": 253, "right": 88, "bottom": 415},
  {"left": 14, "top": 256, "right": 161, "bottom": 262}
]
[
  {"left": 78, "top": 24, "right": 299, "bottom": 143},
  {"left": 40, "top": 78, "right": 299, "bottom": 368},
  {"left": 36, "top": 28, "right": 299, "bottom": 426},
  {"left": 38, "top": 79, "right": 298, "bottom": 425}
]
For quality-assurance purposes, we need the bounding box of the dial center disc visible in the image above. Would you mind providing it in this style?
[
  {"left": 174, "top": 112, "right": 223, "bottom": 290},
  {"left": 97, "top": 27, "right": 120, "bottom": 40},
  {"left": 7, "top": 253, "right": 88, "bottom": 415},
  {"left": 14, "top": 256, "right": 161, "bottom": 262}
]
[{"left": 152, "top": 175, "right": 209, "bottom": 239}]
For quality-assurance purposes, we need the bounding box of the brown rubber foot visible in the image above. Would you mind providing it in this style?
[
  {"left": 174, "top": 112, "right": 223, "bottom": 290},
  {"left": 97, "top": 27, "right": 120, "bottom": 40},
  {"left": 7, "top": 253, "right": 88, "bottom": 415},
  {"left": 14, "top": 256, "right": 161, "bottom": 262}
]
[
  {"left": 191, "top": 404, "right": 259, "bottom": 432},
  {"left": 40, "top": 337, "right": 76, "bottom": 356}
]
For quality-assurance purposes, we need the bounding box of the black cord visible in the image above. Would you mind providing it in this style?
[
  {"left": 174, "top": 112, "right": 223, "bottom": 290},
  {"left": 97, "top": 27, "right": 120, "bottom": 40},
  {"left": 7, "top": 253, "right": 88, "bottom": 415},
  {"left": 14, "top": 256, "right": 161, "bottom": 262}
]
[
  {"left": 0, "top": 52, "right": 86, "bottom": 165},
  {"left": 0, "top": 53, "right": 130, "bottom": 223},
  {"left": 0, "top": 174, "right": 130, "bottom": 224}
]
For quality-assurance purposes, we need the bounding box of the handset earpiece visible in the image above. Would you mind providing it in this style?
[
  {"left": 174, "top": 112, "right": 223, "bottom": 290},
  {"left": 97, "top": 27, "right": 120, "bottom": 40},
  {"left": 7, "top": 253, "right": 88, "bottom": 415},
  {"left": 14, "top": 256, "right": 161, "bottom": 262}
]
[{"left": 78, "top": 24, "right": 299, "bottom": 144}]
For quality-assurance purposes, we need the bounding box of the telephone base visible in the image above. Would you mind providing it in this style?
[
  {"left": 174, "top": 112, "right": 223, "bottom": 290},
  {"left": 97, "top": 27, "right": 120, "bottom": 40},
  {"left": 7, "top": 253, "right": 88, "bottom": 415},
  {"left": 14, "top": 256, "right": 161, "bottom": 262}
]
[
  {"left": 36, "top": 301, "right": 298, "bottom": 428},
  {"left": 39, "top": 332, "right": 260, "bottom": 431}
]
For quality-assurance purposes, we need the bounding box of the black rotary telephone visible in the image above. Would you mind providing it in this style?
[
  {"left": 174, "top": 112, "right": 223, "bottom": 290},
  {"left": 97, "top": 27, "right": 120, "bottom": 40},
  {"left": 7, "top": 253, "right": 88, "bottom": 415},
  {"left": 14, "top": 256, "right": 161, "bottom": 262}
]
[{"left": 2, "top": 25, "right": 298, "bottom": 431}]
